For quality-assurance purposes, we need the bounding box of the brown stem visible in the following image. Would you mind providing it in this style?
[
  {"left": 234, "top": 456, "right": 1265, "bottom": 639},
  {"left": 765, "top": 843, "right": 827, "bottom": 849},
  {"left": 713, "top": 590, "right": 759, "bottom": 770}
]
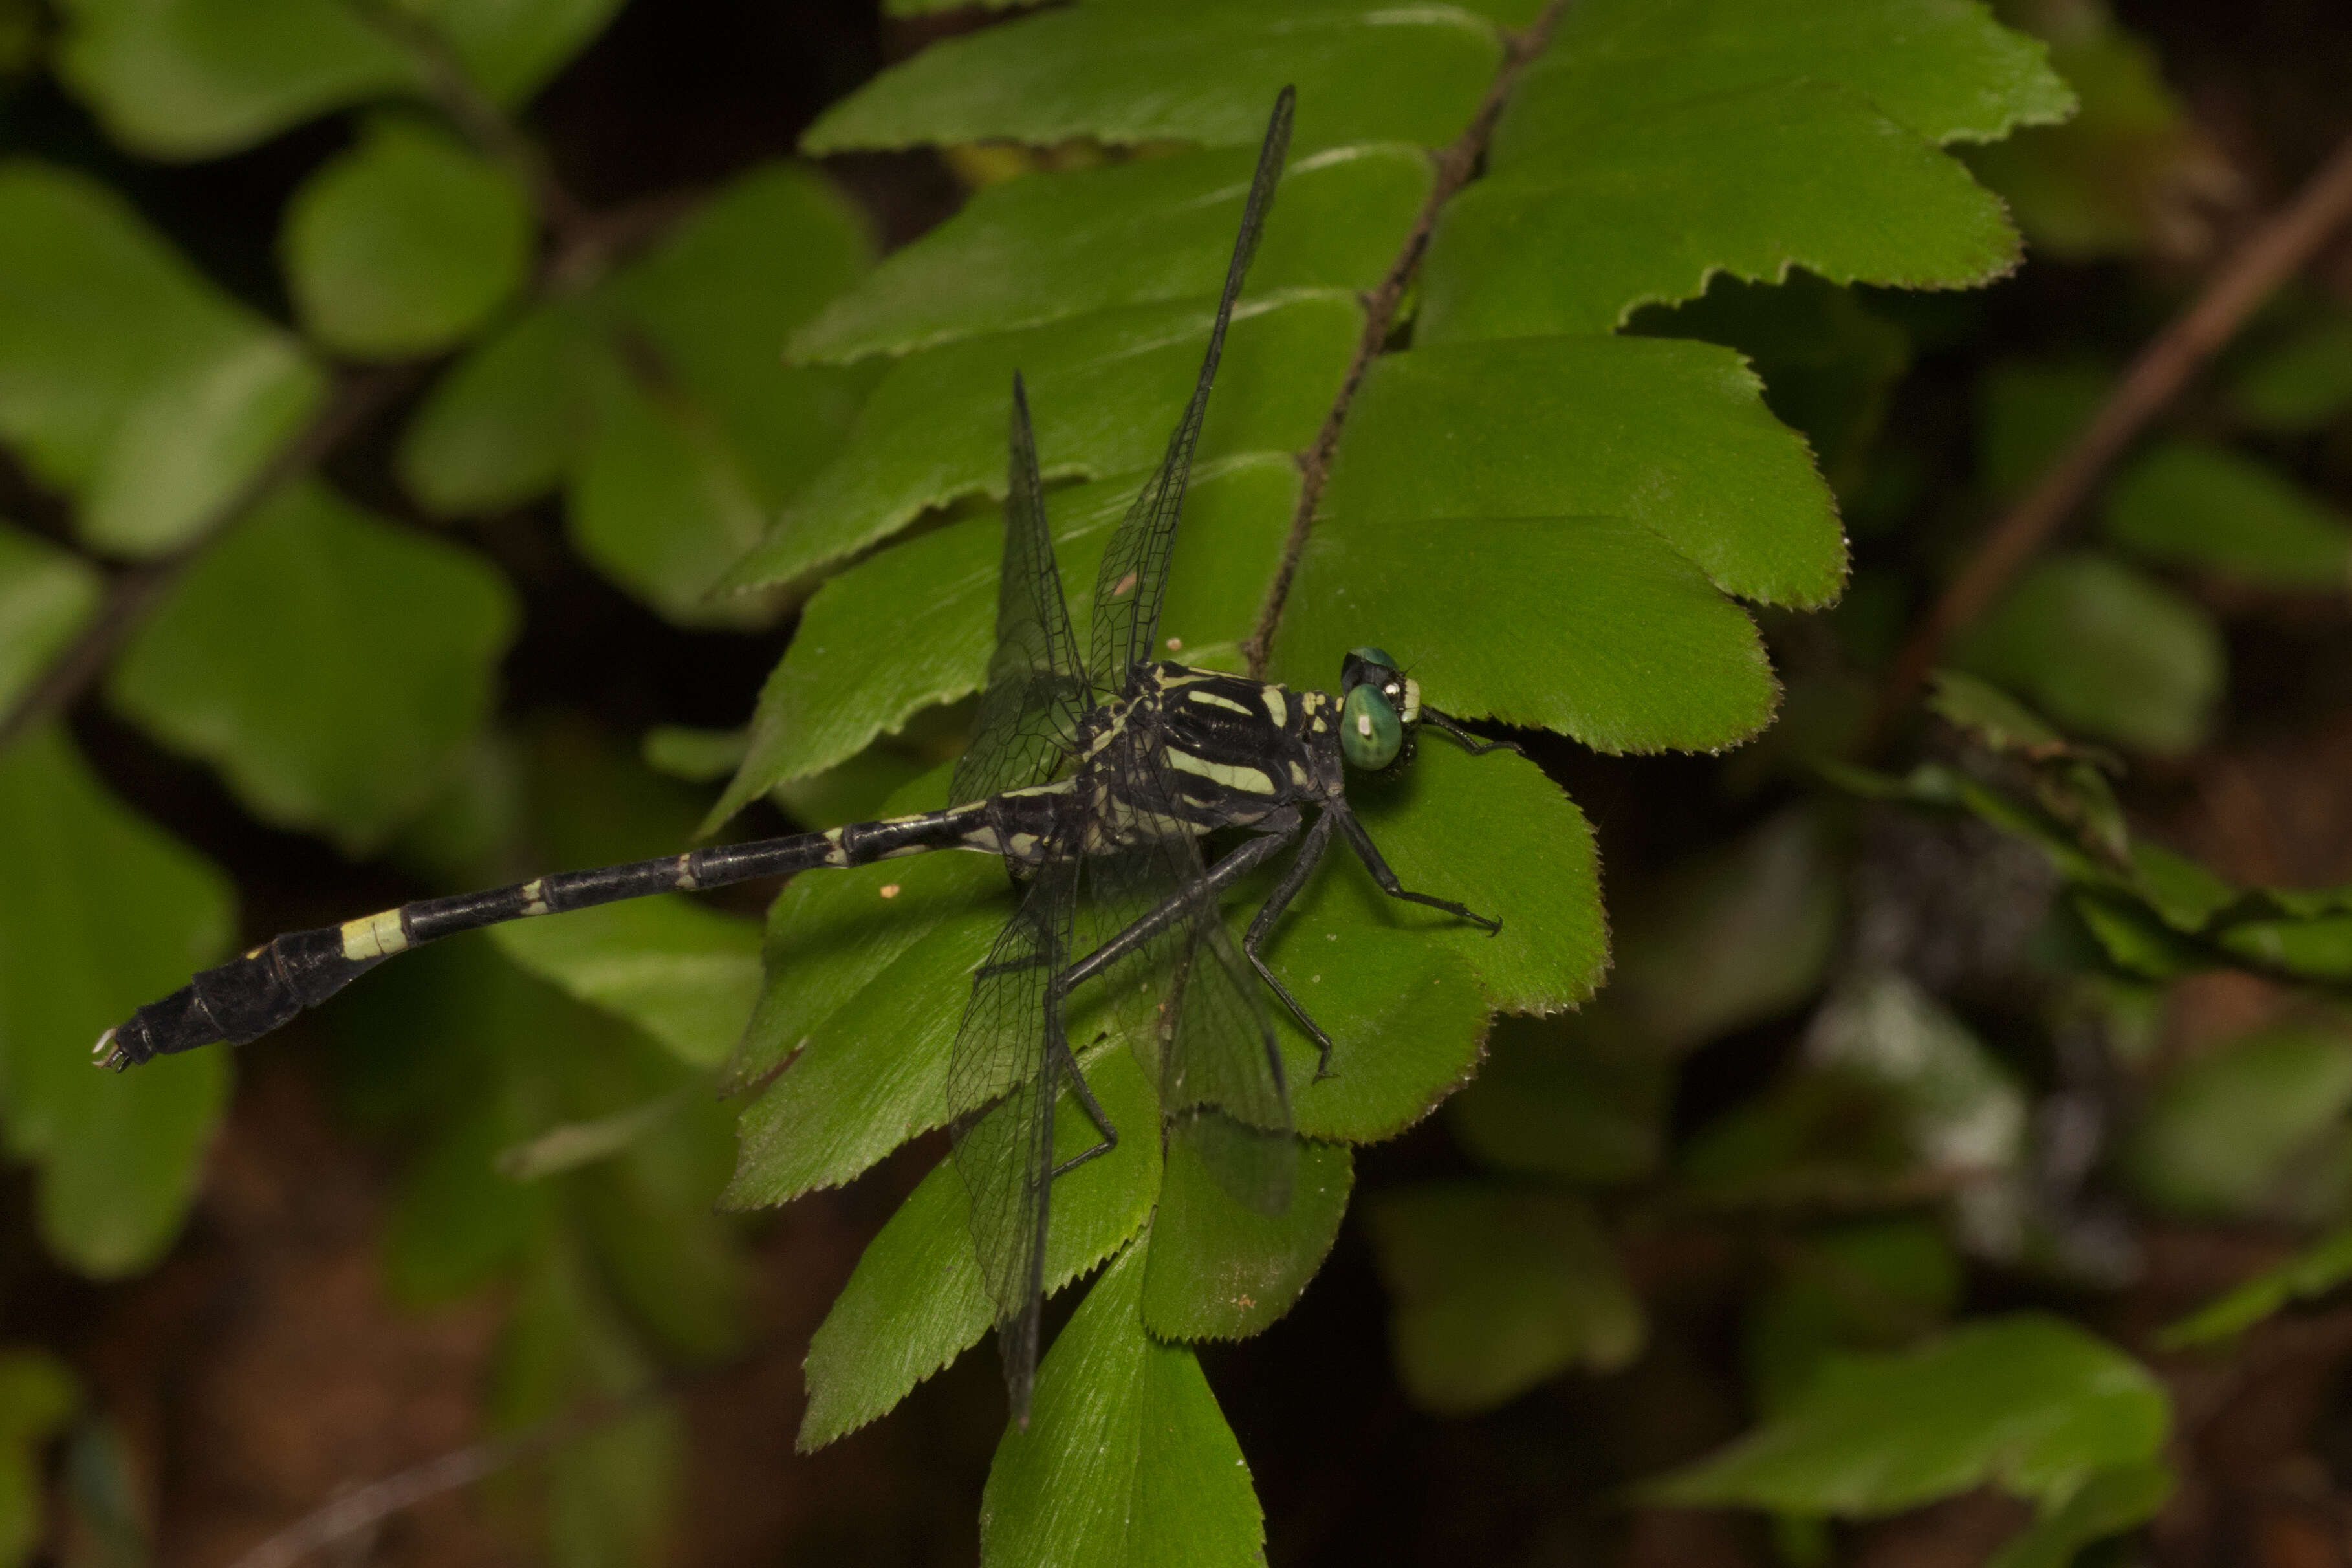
[
  {"left": 0, "top": 367, "right": 417, "bottom": 756},
  {"left": 1241, "top": 0, "right": 1573, "bottom": 677},
  {"left": 223, "top": 1377, "right": 678, "bottom": 1568},
  {"left": 1867, "top": 125, "right": 2352, "bottom": 754}
]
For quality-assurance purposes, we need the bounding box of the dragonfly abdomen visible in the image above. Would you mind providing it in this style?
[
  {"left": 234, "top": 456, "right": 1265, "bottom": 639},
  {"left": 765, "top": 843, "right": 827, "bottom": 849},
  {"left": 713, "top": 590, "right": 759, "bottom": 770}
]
[{"left": 97, "top": 795, "right": 1045, "bottom": 1071}]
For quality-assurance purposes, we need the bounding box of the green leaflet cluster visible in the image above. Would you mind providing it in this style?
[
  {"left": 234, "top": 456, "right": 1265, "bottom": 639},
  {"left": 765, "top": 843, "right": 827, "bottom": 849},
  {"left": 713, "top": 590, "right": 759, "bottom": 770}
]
[
  {"left": 0, "top": 1, "right": 870, "bottom": 1558},
  {"left": 708, "top": 2, "right": 2071, "bottom": 1561},
  {"left": 1945, "top": 307, "right": 2352, "bottom": 760}
]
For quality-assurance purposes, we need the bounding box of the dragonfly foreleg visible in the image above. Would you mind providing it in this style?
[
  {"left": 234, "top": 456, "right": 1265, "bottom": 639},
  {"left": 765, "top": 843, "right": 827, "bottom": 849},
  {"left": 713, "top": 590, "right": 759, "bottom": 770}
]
[
  {"left": 1241, "top": 809, "right": 1341, "bottom": 1079},
  {"left": 1422, "top": 708, "right": 1523, "bottom": 757},
  {"left": 1327, "top": 798, "right": 1502, "bottom": 935}
]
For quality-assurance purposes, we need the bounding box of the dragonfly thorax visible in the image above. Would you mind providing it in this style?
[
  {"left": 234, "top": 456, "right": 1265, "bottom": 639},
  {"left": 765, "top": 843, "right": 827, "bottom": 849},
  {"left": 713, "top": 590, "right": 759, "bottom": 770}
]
[{"left": 1071, "top": 664, "right": 1334, "bottom": 854}]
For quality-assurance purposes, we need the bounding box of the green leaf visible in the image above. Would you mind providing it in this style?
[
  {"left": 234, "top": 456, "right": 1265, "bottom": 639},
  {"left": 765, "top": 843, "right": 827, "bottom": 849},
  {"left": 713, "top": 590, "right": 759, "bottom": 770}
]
[
  {"left": 1519, "top": 0, "right": 2073, "bottom": 151},
  {"left": 1645, "top": 1314, "right": 2168, "bottom": 1515},
  {"left": 488, "top": 898, "right": 763, "bottom": 1069},
  {"left": 2121, "top": 1025, "right": 2352, "bottom": 1219},
  {"left": 1273, "top": 924, "right": 1490, "bottom": 1146},
  {"left": 1986, "top": 1461, "right": 2171, "bottom": 1568},
  {"left": 1424, "top": 80, "right": 2018, "bottom": 342},
  {"left": 717, "top": 455, "right": 1294, "bottom": 820},
  {"left": 720, "top": 292, "right": 1356, "bottom": 596},
  {"left": 799, "top": 1046, "right": 1162, "bottom": 1449},
  {"left": 397, "top": 301, "right": 576, "bottom": 516},
  {"left": 1609, "top": 807, "right": 1842, "bottom": 1051},
  {"left": 804, "top": 2, "right": 1501, "bottom": 157},
  {"left": 2215, "top": 913, "right": 2352, "bottom": 980},
  {"left": 1963, "top": 10, "right": 2214, "bottom": 263},
  {"left": 723, "top": 845, "right": 1011, "bottom": 1204},
  {"left": 0, "top": 1347, "right": 78, "bottom": 1568},
  {"left": 0, "top": 523, "right": 100, "bottom": 717},
  {"left": 400, "top": 164, "right": 873, "bottom": 621},
  {"left": 792, "top": 142, "right": 1428, "bottom": 364},
  {"left": 281, "top": 115, "right": 532, "bottom": 359},
  {"left": 2131, "top": 842, "right": 2238, "bottom": 932},
  {"left": 1450, "top": 1010, "right": 1669, "bottom": 1184},
  {"left": 1955, "top": 553, "right": 2224, "bottom": 756},
  {"left": 1746, "top": 1219, "right": 1961, "bottom": 1414},
  {"left": 0, "top": 728, "right": 233, "bottom": 1278},
  {"left": 1304, "top": 334, "right": 1844, "bottom": 609},
  {"left": 1928, "top": 667, "right": 2074, "bottom": 759},
  {"left": 0, "top": 162, "right": 325, "bottom": 556},
  {"left": 1143, "top": 1137, "right": 1350, "bottom": 1342},
  {"left": 2260, "top": 883, "right": 2352, "bottom": 919},
  {"left": 980, "top": 1240, "right": 1263, "bottom": 1568},
  {"left": 2104, "top": 441, "right": 2352, "bottom": 591},
  {"left": 107, "top": 480, "right": 517, "bottom": 853},
  {"left": 2070, "top": 890, "right": 2207, "bottom": 982},
  {"left": 1274, "top": 512, "right": 1777, "bottom": 754},
  {"left": 2228, "top": 316, "right": 2352, "bottom": 433},
  {"left": 407, "top": 0, "right": 625, "bottom": 105},
  {"left": 1633, "top": 271, "right": 1910, "bottom": 497},
  {"left": 1273, "top": 742, "right": 1606, "bottom": 1018},
  {"left": 565, "top": 341, "right": 778, "bottom": 627},
  {"left": 52, "top": 0, "right": 419, "bottom": 159},
  {"left": 2163, "top": 1223, "right": 2352, "bottom": 1346},
  {"left": 639, "top": 724, "right": 746, "bottom": 785},
  {"left": 598, "top": 162, "right": 874, "bottom": 509},
  {"left": 1365, "top": 1184, "right": 1643, "bottom": 1415}
]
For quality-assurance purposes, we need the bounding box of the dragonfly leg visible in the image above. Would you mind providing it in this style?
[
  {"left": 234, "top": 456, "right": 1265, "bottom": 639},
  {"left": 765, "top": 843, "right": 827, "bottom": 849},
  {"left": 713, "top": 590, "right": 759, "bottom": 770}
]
[
  {"left": 1055, "top": 811, "right": 1304, "bottom": 992},
  {"left": 1242, "top": 809, "right": 1341, "bottom": 1079},
  {"left": 1422, "top": 708, "right": 1523, "bottom": 757},
  {"left": 1047, "top": 1029, "right": 1121, "bottom": 1179},
  {"left": 1328, "top": 798, "right": 1503, "bottom": 935}
]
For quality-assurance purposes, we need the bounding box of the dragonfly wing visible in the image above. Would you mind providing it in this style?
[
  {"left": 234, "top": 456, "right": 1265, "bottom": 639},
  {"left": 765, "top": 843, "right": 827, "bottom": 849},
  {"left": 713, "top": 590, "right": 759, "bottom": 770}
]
[
  {"left": 1086, "top": 87, "right": 1294, "bottom": 682},
  {"left": 953, "top": 373, "right": 1091, "bottom": 808},
  {"left": 946, "top": 844, "right": 1079, "bottom": 1421},
  {"left": 1085, "top": 738, "right": 1296, "bottom": 1215}
]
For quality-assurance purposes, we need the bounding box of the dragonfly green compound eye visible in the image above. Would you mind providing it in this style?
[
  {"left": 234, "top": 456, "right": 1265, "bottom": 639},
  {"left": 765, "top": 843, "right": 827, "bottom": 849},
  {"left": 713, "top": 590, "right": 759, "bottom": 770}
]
[{"left": 1341, "top": 682, "right": 1404, "bottom": 769}]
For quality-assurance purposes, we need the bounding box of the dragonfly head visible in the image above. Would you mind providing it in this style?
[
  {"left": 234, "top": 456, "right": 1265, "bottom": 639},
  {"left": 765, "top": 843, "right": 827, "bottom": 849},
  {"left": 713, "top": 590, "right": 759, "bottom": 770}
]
[{"left": 1338, "top": 646, "right": 1421, "bottom": 771}]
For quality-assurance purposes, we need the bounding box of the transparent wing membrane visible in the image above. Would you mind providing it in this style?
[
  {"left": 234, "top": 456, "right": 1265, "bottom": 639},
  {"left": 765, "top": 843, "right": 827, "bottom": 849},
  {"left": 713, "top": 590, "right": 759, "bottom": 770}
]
[
  {"left": 942, "top": 88, "right": 1301, "bottom": 1426},
  {"left": 1087, "top": 87, "right": 1294, "bottom": 685},
  {"left": 952, "top": 373, "right": 1091, "bottom": 808},
  {"left": 946, "top": 849, "right": 1081, "bottom": 1420},
  {"left": 1087, "top": 734, "right": 1296, "bottom": 1217}
]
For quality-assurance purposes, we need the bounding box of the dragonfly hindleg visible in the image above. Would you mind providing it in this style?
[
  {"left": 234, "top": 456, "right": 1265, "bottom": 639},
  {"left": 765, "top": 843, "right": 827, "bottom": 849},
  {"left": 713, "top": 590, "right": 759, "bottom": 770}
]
[
  {"left": 1046, "top": 1028, "right": 1120, "bottom": 1179},
  {"left": 1055, "top": 810, "right": 1305, "bottom": 993},
  {"left": 1242, "top": 809, "right": 1340, "bottom": 1079}
]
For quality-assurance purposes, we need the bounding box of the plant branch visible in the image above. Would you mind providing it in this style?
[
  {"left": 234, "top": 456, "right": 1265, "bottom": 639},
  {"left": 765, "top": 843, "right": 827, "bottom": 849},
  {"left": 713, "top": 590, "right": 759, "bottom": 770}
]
[
  {"left": 0, "top": 367, "right": 417, "bottom": 756},
  {"left": 223, "top": 1377, "right": 677, "bottom": 1568},
  {"left": 1242, "top": 0, "right": 1573, "bottom": 677},
  {"left": 1866, "top": 125, "right": 2352, "bottom": 753}
]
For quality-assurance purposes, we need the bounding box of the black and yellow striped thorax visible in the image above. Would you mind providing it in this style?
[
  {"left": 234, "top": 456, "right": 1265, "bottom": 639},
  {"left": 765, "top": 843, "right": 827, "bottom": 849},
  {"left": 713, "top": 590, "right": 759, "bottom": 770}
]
[{"left": 1076, "top": 663, "right": 1338, "bottom": 850}]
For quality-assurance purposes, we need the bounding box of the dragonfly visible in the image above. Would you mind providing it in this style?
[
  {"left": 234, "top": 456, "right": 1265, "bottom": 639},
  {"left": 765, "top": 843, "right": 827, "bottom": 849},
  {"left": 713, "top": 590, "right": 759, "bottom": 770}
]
[{"left": 96, "top": 86, "right": 1510, "bottom": 1421}]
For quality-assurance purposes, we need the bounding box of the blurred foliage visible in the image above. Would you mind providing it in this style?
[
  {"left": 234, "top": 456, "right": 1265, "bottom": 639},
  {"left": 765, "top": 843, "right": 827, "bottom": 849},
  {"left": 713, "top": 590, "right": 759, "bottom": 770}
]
[{"left": 3, "top": 1, "right": 2352, "bottom": 1566}]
